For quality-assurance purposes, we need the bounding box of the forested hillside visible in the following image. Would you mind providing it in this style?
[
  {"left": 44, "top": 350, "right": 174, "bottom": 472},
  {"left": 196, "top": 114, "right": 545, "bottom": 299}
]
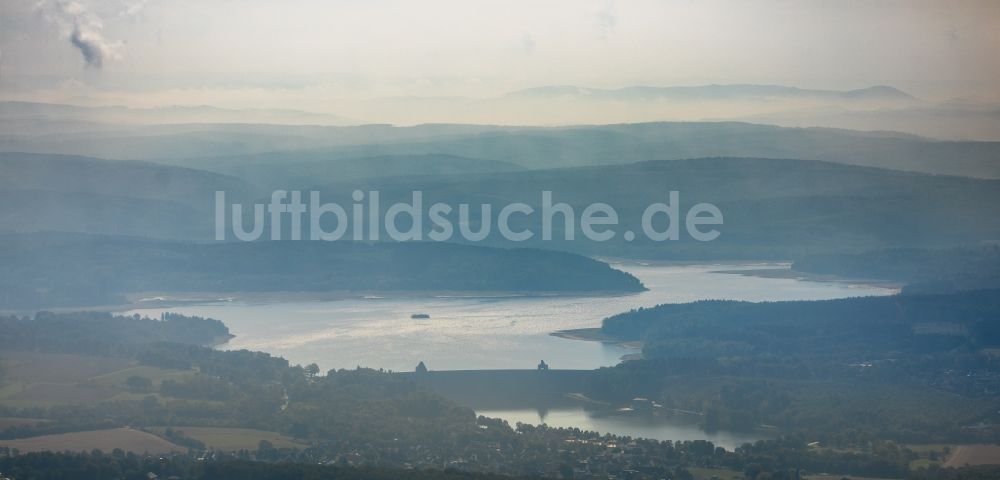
[
  {"left": 793, "top": 246, "right": 1000, "bottom": 293},
  {"left": 0, "top": 233, "right": 643, "bottom": 309}
]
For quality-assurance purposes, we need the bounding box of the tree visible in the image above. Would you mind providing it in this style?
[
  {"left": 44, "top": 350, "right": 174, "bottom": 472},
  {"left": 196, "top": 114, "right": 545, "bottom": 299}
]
[
  {"left": 304, "top": 363, "right": 320, "bottom": 377},
  {"left": 745, "top": 463, "right": 764, "bottom": 479},
  {"left": 558, "top": 462, "right": 574, "bottom": 479},
  {"left": 125, "top": 375, "right": 153, "bottom": 392},
  {"left": 256, "top": 439, "right": 278, "bottom": 461}
]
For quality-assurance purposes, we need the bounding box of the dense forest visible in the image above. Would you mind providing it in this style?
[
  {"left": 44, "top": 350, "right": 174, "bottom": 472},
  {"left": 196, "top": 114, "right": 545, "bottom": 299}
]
[
  {"left": 0, "top": 452, "right": 541, "bottom": 480},
  {"left": 0, "top": 312, "right": 231, "bottom": 355},
  {"left": 600, "top": 289, "right": 1000, "bottom": 351},
  {"left": 4, "top": 450, "right": 1000, "bottom": 480},
  {"left": 793, "top": 246, "right": 1000, "bottom": 293}
]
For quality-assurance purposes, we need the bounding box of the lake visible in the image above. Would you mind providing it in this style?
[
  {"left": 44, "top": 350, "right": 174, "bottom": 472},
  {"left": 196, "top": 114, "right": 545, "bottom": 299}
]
[
  {"left": 475, "top": 407, "right": 771, "bottom": 450},
  {"left": 126, "top": 262, "right": 893, "bottom": 372}
]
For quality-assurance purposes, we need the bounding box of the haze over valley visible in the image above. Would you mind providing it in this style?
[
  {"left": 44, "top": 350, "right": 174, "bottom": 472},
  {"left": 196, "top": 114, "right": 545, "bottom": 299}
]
[{"left": 2, "top": 1, "right": 1000, "bottom": 479}]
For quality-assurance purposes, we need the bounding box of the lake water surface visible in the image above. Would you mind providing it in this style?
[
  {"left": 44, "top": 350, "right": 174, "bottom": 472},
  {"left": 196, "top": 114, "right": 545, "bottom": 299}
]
[
  {"left": 474, "top": 407, "right": 771, "bottom": 450},
  {"left": 127, "top": 262, "right": 893, "bottom": 372}
]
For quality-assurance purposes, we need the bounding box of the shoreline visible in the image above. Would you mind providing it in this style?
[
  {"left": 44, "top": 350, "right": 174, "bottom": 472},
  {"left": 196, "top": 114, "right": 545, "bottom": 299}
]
[
  {"left": 712, "top": 268, "right": 903, "bottom": 292},
  {"left": 551, "top": 328, "right": 643, "bottom": 352},
  {"left": 603, "top": 257, "right": 901, "bottom": 291},
  {"left": 2, "top": 262, "right": 900, "bottom": 315},
  {"left": 0, "top": 288, "right": 645, "bottom": 315},
  {"left": 119, "top": 288, "right": 645, "bottom": 311},
  {"left": 598, "top": 257, "right": 793, "bottom": 267}
]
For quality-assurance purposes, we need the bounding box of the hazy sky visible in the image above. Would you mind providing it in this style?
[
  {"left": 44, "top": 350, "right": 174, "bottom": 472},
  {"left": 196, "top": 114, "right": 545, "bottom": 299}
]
[{"left": 1, "top": 0, "right": 999, "bottom": 110}]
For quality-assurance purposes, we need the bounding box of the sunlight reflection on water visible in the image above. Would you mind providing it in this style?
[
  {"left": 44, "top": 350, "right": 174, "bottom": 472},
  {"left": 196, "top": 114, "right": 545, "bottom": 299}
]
[{"left": 126, "top": 262, "right": 895, "bottom": 372}]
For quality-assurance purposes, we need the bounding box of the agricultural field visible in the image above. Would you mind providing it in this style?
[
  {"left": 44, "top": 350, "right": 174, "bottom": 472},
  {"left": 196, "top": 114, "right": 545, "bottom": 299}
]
[
  {"left": 89, "top": 364, "right": 196, "bottom": 388},
  {"left": 0, "top": 351, "right": 306, "bottom": 456},
  {"left": 0, "top": 351, "right": 193, "bottom": 407},
  {"left": 943, "top": 444, "right": 1000, "bottom": 467},
  {"left": 146, "top": 426, "right": 307, "bottom": 451},
  {"left": 0, "top": 427, "right": 182, "bottom": 454},
  {"left": 1, "top": 352, "right": 131, "bottom": 383}
]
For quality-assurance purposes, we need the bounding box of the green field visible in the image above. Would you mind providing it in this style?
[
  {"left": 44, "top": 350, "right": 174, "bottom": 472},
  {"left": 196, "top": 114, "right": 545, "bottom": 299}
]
[
  {"left": 89, "top": 364, "right": 196, "bottom": 387},
  {"left": 0, "top": 351, "right": 310, "bottom": 455},
  {"left": 908, "top": 458, "right": 941, "bottom": 470},
  {"left": 904, "top": 444, "right": 955, "bottom": 454}
]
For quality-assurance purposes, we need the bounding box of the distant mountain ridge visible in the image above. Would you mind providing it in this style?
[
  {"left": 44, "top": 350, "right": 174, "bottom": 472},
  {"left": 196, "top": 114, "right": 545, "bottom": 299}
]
[
  {"left": 193, "top": 153, "right": 524, "bottom": 187},
  {"left": 504, "top": 84, "right": 916, "bottom": 102},
  {"left": 0, "top": 152, "right": 259, "bottom": 208},
  {"left": 5, "top": 81, "right": 997, "bottom": 141},
  {"left": 3, "top": 120, "right": 997, "bottom": 178},
  {"left": 0, "top": 101, "right": 358, "bottom": 126}
]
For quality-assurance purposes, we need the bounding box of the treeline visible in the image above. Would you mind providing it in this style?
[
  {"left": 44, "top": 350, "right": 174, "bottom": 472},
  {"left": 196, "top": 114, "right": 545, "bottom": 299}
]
[
  {"left": 793, "top": 245, "right": 1000, "bottom": 294},
  {"left": 160, "top": 376, "right": 239, "bottom": 401},
  {"left": 137, "top": 343, "right": 292, "bottom": 384},
  {"left": 5, "top": 441, "right": 999, "bottom": 480},
  {"left": 0, "top": 233, "right": 644, "bottom": 308},
  {"left": 0, "top": 451, "right": 538, "bottom": 480},
  {"left": 0, "top": 311, "right": 230, "bottom": 356}
]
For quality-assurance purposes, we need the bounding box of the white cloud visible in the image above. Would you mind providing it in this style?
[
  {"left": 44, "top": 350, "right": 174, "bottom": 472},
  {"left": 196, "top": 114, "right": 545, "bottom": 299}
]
[{"left": 37, "top": 0, "right": 124, "bottom": 68}]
